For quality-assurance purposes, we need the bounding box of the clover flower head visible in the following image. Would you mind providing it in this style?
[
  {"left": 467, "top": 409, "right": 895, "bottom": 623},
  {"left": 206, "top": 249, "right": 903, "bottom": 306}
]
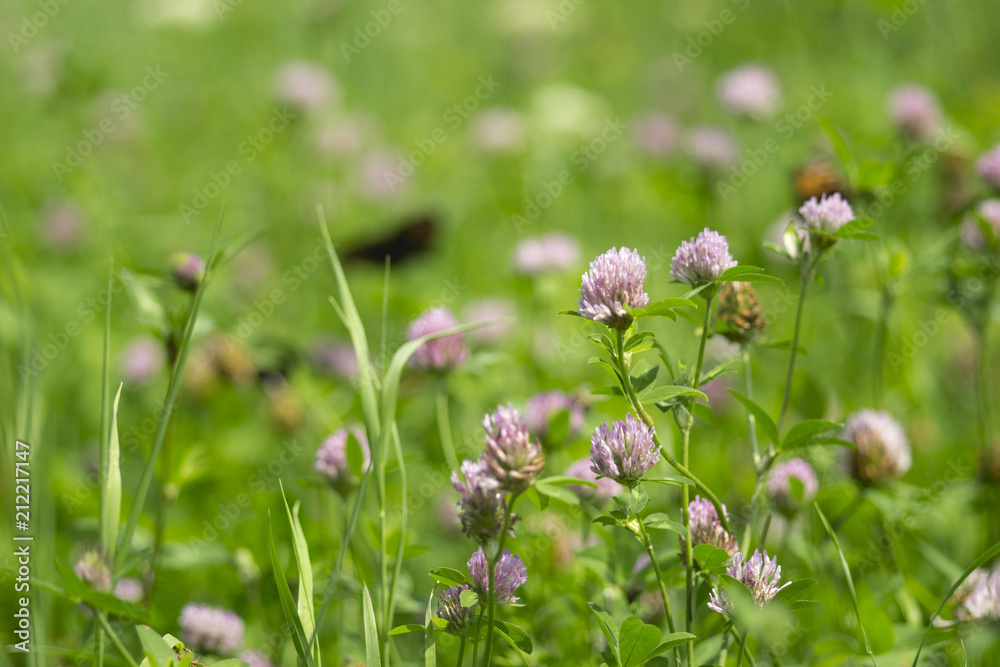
[
  {"left": 452, "top": 459, "right": 510, "bottom": 542},
  {"left": 513, "top": 233, "right": 581, "bottom": 274},
  {"left": 310, "top": 340, "right": 359, "bottom": 379},
  {"left": 589, "top": 414, "right": 658, "bottom": 487},
  {"left": 632, "top": 112, "right": 679, "bottom": 157},
  {"left": 470, "top": 107, "right": 526, "bottom": 154},
  {"left": 684, "top": 127, "right": 739, "bottom": 171},
  {"left": 716, "top": 64, "right": 781, "bottom": 118},
  {"left": 178, "top": 604, "right": 244, "bottom": 654},
  {"left": 438, "top": 585, "right": 477, "bottom": 634},
  {"left": 798, "top": 193, "right": 855, "bottom": 235},
  {"left": 315, "top": 427, "right": 370, "bottom": 491},
  {"left": 481, "top": 404, "right": 545, "bottom": 493},
  {"left": 577, "top": 247, "right": 649, "bottom": 327},
  {"left": 238, "top": 650, "right": 277, "bottom": 667},
  {"left": 468, "top": 548, "right": 528, "bottom": 604},
  {"left": 887, "top": 84, "right": 942, "bottom": 141},
  {"left": 976, "top": 143, "right": 1000, "bottom": 189},
  {"left": 682, "top": 496, "right": 739, "bottom": 559},
  {"left": 767, "top": 457, "right": 818, "bottom": 514},
  {"left": 274, "top": 60, "right": 338, "bottom": 111},
  {"left": 74, "top": 549, "right": 111, "bottom": 592},
  {"left": 957, "top": 568, "right": 1000, "bottom": 621},
  {"left": 120, "top": 336, "right": 165, "bottom": 386},
  {"left": 566, "top": 457, "right": 622, "bottom": 504},
  {"left": 708, "top": 549, "right": 789, "bottom": 619},
  {"left": 114, "top": 578, "right": 144, "bottom": 603},
  {"left": 408, "top": 307, "right": 469, "bottom": 370},
  {"left": 168, "top": 252, "right": 205, "bottom": 292},
  {"left": 524, "top": 390, "right": 585, "bottom": 440},
  {"left": 843, "top": 409, "right": 911, "bottom": 484},
  {"left": 670, "top": 228, "right": 737, "bottom": 287},
  {"left": 715, "top": 281, "right": 767, "bottom": 344},
  {"left": 960, "top": 199, "right": 1000, "bottom": 250},
  {"left": 463, "top": 298, "right": 517, "bottom": 344}
]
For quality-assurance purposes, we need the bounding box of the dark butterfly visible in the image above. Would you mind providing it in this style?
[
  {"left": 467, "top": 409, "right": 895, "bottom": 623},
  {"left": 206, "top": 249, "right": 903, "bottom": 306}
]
[{"left": 345, "top": 213, "right": 438, "bottom": 265}]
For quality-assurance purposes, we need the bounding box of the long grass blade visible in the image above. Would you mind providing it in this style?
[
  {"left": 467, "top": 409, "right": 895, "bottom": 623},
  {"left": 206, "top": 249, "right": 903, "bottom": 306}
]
[
  {"left": 100, "top": 384, "right": 123, "bottom": 560},
  {"left": 267, "top": 512, "right": 316, "bottom": 667},
  {"left": 116, "top": 207, "right": 224, "bottom": 569},
  {"left": 911, "top": 541, "right": 1000, "bottom": 666},
  {"left": 814, "top": 503, "right": 878, "bottom": 666},
  {"left": 279, "top": 482, "right": 321, "bottom": 667},
  {"left": 363, "top": 584, "right": 382, "bottom": 667}
]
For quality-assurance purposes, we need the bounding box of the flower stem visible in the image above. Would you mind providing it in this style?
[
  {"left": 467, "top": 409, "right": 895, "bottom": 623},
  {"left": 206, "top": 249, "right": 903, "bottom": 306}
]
[
  {"left": 481, "top": 496, "right": 516, "bottom": 666},
  {"left": 613, "top": 329, "right": 732, "bottom": 535},
  {"left": 778, "top": 256, "right": 817, "bottom": 432},
  {"left": 437, "top": 380, "right": 459, "bottom": 472},
  {"left": 742, "top": 346, "right": 760, "bottom": 467},
  {"left": 637, "top": 518, "right": 681, "bottom": 666},
  {"left": 736, "top": 630, "right": 748, "bottom": 667},
  {"left": 95, "top": 612, "right": 137, "bottom": 667},
  {"left": 456, "top": 633, "right": 468, "bottom": 667},
  {"left": 470, "top": 610, "right": 484, "bottom": 667},
  {"left": 976, "top": 327, "right": 994, "bottom": 455}
]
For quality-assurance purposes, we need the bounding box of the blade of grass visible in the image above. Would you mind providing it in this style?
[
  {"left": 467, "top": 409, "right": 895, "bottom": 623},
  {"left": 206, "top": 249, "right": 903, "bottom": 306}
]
[
  {"left": 424, "top": 590, "right": 436, "bottom": 667},
  {"left": 279, "top": 482, "right": 321, "bottom": 667},
  {"left": 116, "top": 207, "right": 224, "bottom": 570},
  {"left": 267, "top": 512, "right": 317, "bottom": 667},
  {"left": 911, "top": 541, "right": 1000, "bottom": 666},
  {"left": 363, "top": 584, "right": 382, "bottom": 667},
  {"left": 815, "top": 503, "right": 877, "bottom": 666},
  {"left": 385, "top": 424, "right": 407, "bottom": 661},
  {"left": 100, "top": 384, "right": 124, "bottom": 560}
]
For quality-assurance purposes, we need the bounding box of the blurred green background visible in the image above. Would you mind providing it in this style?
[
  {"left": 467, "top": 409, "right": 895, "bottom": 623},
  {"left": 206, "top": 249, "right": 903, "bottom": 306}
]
[{"left": 2, "top": 0, "right": 1000, "bottom": 663}]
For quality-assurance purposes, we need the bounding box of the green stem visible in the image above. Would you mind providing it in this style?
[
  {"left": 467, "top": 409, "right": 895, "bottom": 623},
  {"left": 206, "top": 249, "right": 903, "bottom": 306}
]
[
  {"left": 456, "top": 633, "right": 468, "bottom": 667},
  {"left": 481, "top": 497, "right": 516, "bottom": 666},
  {"left": 742, "top": 346, "right": 760, "bottom": 467},
  {"left": 385, "top": 425, "right": 408, "bottom": 663},
  {"left": 471, "top": 610, "right": 484, "bottom": 667},
  {"left": 681, "top": 424, "right": 694, "bottom": 667},
  {"left": 778, "top": 257, "right": 817, "bottom": 432},
  {"left": 736, "top": 631, "right": 748, "bottom": 667},
  {"left": 94, "top": 626, "right": 105, "bottom": 667},
  {"left": 437, "top": 381, "right": 459, "bottom": 471},
  {"left": 637, "top": 518, "right": 681, "bottom": 667},
  {"left": 758, "top": 514, "right": 772, "bottom": 550},
  {"left": 718, "top": 630, "right": 729, "bottom": 666},
  {"left": 976, "top": 327, "right": 993, "bottom": 455},
  {"left": 95, "top": 612, "right": 138, "bottom": 667},
  {"left": 613, "top": 329, "right": 731, "bottom": 535}
]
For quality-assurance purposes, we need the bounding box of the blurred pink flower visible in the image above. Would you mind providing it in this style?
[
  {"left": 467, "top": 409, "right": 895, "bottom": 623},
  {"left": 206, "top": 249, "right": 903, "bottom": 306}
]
[
  {"left": 716, "top": 65, "right": 780, "bottom": 117},
  {"left": 470, "top": 107, "right": 527, "bottom": 153},
  {"left": 632, "top": 112, "right": 679, "bottom": 157},
  {"left": 274, "top": 61, "right": 338, "bottom": 111}
]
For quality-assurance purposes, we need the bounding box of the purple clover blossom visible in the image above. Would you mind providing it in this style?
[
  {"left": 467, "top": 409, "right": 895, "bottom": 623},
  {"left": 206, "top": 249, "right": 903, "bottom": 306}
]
[
  {"left": 887, "top": 84, "right": 942, "bottom": 142},
  {"left": 309, "top": 339, "right": 359, "bottom": 379},
  {"left": 960, "top": 199, "right": 1000, "bottom": 250},
  {"left": 463, "top": 298, "right": 517, "bottom": 344},
  {"left": 708, "top": 549, "right": 790, "bottom": 620},
  {"left": 74, "top": 549, "right": 111, "bottom": 592},
  {"left": 438, "top": 585, "right": 477, "bottom": 634},
  {"left": 577, "top": 247, "right": 650, "bottom": 327},
  {"left": 274, "top": 60, "right": 338, "bottom": 111},
  {"left": 798, "top": 193, "right": 855, "bottom": 235},
  {"left": 524, "top": 390, "right": 585, "bottom": 441},
  {"left": 767, "top": 457, "right": 818, "bottom": 515},
  {"left": 589, "top": 414, "right": 658, "bottom": 488},
  {"left": 120, "top": 336, "right": 165, "bottom": 386},
  {"left": 513, "top": 233, "right": 581, "bottom": 274},
  {"left": 314, "top": 427, "right": 370, "bottom": 491},
  {"left": 632, "top": 112, "right": 679, "bottom": 157},
  {"left": 566, "top": 457, "right": 622, "bottom": 504},
  {"left": 481, "top": 405, "right": 545, "bottom": 493},
  {"left": 684, "top": 126, "right": 739, "bottom": 171},
  {"left": 408, "top": 307, "right": 469, "bottom": 371},
  {"left": 168, "top": 252, "right": 206, "bottom": 292},
  {"left": 238, "top": 650, "right": 277, "bottom": 667},
  {"left": 976, "top": 143, "right": 1000, "bottom": 190},
  {"left": 670, "top": 228, "right": 737, "bottom": 287},
  {"left": 959, "top": 567, "right": 1000, "bottom": 621},
  {"left": 178, "top": 604, "right": 245, "bottom": 654},
  {"left": 716, "top": 64, "right": 781, "bottom": 118},
  {"left": 843, "top": 409, "right": 911, "bottom": 484},
  {"left": 452, "top": 459, "right": 510, "bottom": 542},
  {"left": 114, "top": 578, "right": 144, "bottom": 603},
  {"left": 682, "top": 496, "right": 739, "bottom": 558},
  {"left": 468, "top": 548, "right": 528, "bottom": 604}
]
